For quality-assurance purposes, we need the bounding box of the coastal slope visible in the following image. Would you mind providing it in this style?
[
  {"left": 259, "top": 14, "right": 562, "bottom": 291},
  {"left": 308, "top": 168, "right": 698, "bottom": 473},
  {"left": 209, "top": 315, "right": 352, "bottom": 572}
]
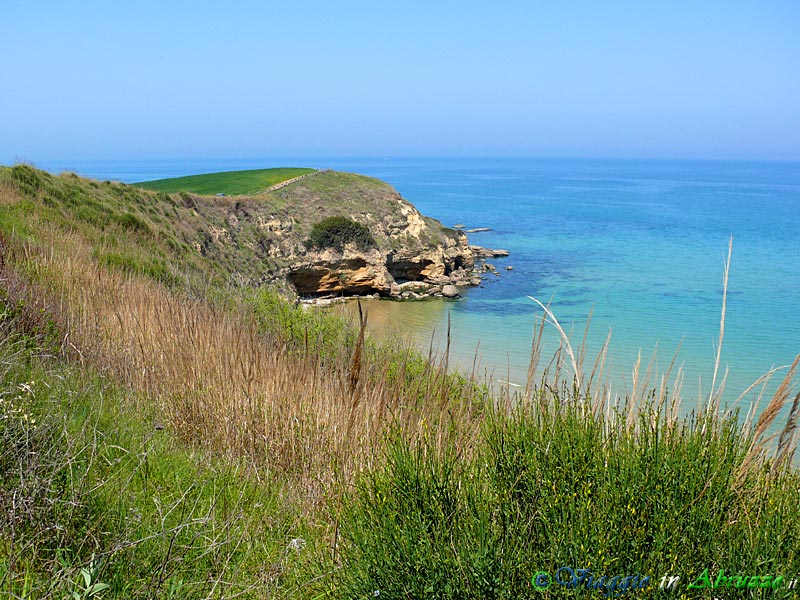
[{"left": 2, "top": 165, "right": 484, "bottom": 298}]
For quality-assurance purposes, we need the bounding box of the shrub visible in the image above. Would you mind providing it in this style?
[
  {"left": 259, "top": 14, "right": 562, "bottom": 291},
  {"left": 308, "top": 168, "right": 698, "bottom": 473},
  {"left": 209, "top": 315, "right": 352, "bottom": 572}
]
[
  {"left": 307, "top": 216, "right": 376, "bottom": 252},
  {"left": 333, "top": 407, "right": 800, "bottom": 599}
]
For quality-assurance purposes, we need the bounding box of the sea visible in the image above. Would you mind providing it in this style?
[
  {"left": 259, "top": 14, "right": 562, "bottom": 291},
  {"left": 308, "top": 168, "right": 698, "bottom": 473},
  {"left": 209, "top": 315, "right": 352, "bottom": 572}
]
[{"left": 36, "top": 157, "right": 800, "bottom": 414}]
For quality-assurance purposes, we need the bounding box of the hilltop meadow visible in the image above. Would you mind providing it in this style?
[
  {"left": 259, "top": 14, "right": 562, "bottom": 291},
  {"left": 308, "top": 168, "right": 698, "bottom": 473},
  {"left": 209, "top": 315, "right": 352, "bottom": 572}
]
[
  {"left": 1, "top": 164, "right": 799, "bottom": 599},
  {"left": 134, "top": 167, "right": 316, "bottom": 195}
]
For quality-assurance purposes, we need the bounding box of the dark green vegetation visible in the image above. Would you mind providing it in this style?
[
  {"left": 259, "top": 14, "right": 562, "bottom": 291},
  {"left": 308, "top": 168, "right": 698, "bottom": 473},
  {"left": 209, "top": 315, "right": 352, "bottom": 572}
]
[
  {"left": 337, "top": 408, "right": 800, "bottom": 599},
  {"left": 307, "top": 216, "right": 376, "bottom": 251},
  {"left": 1, "top": 164, "right": 799, "bottom": 598},
  {"left": 134, "top": 167, "right": 315, "bottom": 195}
]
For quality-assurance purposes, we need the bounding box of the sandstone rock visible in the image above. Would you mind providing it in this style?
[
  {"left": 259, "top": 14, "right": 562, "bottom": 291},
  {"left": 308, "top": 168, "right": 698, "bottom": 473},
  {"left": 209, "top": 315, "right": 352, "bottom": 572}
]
[
  {"left": 288, "top": 220, "right": 475, "bottom": 298},
  {"left": 442, "top": 284, "right": 460, "bottom": 298},
  {"left": 397, "top": 281, "right": 433, "bottom": 294},
  {"left": 287, "top": 251, "right": 395, "bottom": 295},
  {"left": 470, "top": 246, "right": 510, "bottom": 258}
]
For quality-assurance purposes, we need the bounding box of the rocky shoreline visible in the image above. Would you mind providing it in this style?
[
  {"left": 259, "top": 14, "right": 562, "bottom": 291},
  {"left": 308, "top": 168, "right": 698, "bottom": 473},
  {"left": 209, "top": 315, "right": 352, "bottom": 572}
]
[{"left": 296, "top": 239, "right": 510, "bottom": 306}]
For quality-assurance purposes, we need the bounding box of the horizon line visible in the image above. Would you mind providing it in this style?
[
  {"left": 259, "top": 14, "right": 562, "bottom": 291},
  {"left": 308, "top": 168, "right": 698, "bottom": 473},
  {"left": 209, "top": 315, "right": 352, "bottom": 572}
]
[{"left": 7, "top": 155, "right": 800, "bottom": 166}]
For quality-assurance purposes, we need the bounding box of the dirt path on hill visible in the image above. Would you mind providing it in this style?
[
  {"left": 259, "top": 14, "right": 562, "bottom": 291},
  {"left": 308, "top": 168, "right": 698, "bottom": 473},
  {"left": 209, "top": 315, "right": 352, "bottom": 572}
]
[{"left": 257, "top": 169, "right": 329, "bottom": 194}]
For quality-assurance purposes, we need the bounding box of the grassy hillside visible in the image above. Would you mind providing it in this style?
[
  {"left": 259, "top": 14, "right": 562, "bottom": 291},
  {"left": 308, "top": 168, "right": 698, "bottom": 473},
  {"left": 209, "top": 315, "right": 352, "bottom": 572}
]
[
  {"left": 1, "top": 163, "right": 800, "bottom": 598},
  {"left": 135, "top": 167, "right": 315, "bottom": 195},
  {"left": 0, "top": 165, "right": 461, "bottom": 296},
  {"left": 0, "top": 165, "right": 417, "bottom": 292}
]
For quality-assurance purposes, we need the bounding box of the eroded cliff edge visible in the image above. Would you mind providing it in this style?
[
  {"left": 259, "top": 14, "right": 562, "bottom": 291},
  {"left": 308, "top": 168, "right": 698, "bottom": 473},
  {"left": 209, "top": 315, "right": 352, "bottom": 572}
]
[{"left": 254, "top": 171, "right": 489, "bottom": 298}]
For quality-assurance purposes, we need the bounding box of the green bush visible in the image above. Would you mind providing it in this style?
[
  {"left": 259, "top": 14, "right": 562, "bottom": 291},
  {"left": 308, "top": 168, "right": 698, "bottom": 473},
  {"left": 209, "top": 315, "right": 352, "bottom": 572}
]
[
  {"left": 332, "top": 405, "right": 800, "bottom": 599},
  {"left": 307, "top": 216, "right": 376, "bottom": 252},
  {"left": 249, "top": 287, "right": 358, "bottom": 363}
]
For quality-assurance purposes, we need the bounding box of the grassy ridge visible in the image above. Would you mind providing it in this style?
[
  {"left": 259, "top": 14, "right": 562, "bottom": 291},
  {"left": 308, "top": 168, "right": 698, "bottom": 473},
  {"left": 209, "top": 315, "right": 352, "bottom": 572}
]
[
  {"left": 134, "top": 167, "right": 315, "bottom": 195},
  {"left": 0, "top": 164, "right": 453, "bottom": 294},
  {"left": 0, "top": 164, "right": 317, "bottom": 290},
  {"left": 1, "top": 164, "right": 799, "bottom": 598}
]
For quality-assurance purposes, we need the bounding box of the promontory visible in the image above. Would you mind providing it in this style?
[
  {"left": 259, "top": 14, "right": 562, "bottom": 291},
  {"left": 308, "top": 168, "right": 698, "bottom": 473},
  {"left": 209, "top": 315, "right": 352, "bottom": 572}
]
[{"left": 3, "top": 165, "right": 501, "bottom": 299}]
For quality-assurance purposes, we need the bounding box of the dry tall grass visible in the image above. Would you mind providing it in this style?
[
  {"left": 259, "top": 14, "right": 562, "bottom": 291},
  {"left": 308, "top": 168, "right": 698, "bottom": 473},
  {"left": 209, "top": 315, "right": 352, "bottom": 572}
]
[{"left": 3, "top": 224, "right": 483, "bottom": 508}]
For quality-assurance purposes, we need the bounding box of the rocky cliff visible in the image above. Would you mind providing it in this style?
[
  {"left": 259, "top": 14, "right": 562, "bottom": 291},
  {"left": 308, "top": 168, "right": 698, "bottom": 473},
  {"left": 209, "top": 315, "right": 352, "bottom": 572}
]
[{"left": 256, "top": 171, "right": 482, "bottom": 298}]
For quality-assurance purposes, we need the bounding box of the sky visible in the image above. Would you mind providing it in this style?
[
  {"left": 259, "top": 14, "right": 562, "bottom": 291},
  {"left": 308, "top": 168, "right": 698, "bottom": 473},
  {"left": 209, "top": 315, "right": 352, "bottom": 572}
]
[{"left": 2, "top": 0, "right": 799, "bottom": 161}]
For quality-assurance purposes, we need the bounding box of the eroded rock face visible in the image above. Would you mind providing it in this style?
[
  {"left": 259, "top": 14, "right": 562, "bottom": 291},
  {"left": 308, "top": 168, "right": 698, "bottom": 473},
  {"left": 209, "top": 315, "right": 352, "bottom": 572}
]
[
  {"left": 277, "top": 174, "right": 481, "bottom": 298},
  {"left": 287, "top": 251, "right": 395, "bottom": 295},
  {"left": 288, "top": 225, "right": 477, "bottom": 298}
]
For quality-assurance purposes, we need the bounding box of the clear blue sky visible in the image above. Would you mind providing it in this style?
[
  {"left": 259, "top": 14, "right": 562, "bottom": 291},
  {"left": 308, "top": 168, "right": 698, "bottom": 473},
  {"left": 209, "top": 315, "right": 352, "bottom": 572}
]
[{"left": 2, "top": 0, "right": 798, "bottom": 161}]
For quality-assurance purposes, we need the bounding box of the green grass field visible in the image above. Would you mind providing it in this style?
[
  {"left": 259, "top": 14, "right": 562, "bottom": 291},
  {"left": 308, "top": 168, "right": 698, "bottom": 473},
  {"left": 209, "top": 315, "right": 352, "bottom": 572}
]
[{"left": 134, "top": 167, "right": 316, "bottom": 195}]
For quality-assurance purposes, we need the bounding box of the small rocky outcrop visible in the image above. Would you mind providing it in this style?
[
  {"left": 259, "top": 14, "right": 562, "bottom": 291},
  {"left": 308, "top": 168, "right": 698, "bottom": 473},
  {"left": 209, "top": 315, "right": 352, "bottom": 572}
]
[{"left": 470, "top": 246, "right": 509, "bottom": 258}]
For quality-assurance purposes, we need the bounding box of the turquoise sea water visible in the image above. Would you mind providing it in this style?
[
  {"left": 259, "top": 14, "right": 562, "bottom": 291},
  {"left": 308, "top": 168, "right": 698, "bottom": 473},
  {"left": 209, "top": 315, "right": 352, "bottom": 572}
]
[{"left": 39, "top": 157, "right": 800, "bottom": 410}]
